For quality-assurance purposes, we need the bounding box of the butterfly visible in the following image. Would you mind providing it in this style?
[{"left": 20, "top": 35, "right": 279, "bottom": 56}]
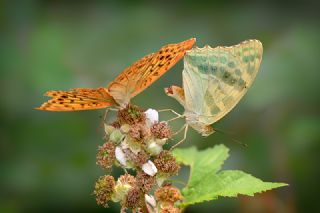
[
  {"left": 36, "top": 38, "right": 196, "bottom": 111},
  {"left": 164, "top": 40, "right": 263, "bottom": 147}
]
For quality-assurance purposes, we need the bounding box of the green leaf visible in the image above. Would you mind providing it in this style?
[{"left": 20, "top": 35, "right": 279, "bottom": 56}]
[{"left": 173, "top": 145, "right": 288, "bottom": 207}]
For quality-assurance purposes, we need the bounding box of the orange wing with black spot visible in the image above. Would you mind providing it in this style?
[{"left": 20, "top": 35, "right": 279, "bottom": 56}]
[
  {"left": 107, "top": 38, "right": 196, "bottom": 107},
  {"left": 36, "top": 38, "right": 195, "bottom": 112},
  {"left": 36, "top": 88, "right": 115, "bottom": 111}
]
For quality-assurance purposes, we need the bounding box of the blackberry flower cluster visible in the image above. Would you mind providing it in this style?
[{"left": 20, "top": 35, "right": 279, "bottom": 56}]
[{"left": 93, "top": 105, "right": 183, "bottom": 212}]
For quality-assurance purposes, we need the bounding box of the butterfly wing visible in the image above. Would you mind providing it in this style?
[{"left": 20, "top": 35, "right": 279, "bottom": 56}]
[
  {"left": 36, "top": 88, "right": 115, "bottom": 111},
  {"left": 107, "top": 38, "right": 196, "bottom": 107},
  {"left": 183, "top": 39, "right": 263, "bottom": 125}
]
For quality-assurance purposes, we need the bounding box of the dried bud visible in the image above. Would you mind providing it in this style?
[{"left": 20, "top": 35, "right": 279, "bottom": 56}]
[
  {"left": 128, "top": 123, "right": 149, "bottom": 142},
  {"left": 136, "top": 171, "right": 156, "bottom": 193},
  {"left": 160, "top": 206, "right": 181, "bottom": 213},
  {"left": 151, "top": 122, "right": 172, "bottom": 139},
  {"left": 118, "top": 173, "right": 136, "bottom": 186},
  {"left": 154, "top": 151, "right": 180, "bottom": 175},
  {"left": 96, "top": 142, "right": 116, "bottom": 169},
  {"left": 155, "top": 185, "right": 183, "bottom": 204},
  {"left": 124, "top": 149, "right": 149, "bottom": 167},
  {"left": 94, "top": 175, "right": 115, "bottom": 207},
  {"left": 118, "top": 104, "right": 146, "bottom": 125},
  {"left": 123, "top": 187, "right": 143, "bottom": 209},
  {"left": 112, "top": 174, "right": 136, "bottom": 202}
]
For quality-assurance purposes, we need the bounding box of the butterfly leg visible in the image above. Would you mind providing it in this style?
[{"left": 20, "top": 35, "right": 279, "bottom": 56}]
[
  {"left": 101, "top": 107, "right": 119, "bottom": 129},
  {"left": 102, "top": 109, "right": 110, "bottom": 122},
  {"left": 171, "top": 123, "right": 188, "bottom": 137},
  {"left": 158, "top": 108, "right": 184, "bottom": 123},
  {"left": 167, "top": 116, "right": 184, "bottom": 123},
  {"left": 158, "top": 109, "right": 182, "bottom": 117},
  {"left": 170, "top": 124, "right": 189, "bottom": 150}
]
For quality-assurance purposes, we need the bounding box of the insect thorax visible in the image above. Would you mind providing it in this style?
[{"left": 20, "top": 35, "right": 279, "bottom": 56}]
[{"left": 184, "top": 111, "right": 215, "bottom": 137}]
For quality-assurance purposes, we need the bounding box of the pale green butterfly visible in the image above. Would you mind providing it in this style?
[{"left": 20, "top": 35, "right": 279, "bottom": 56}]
[{"left": 163, "top": 39, "right": 263, "bottom": 148}]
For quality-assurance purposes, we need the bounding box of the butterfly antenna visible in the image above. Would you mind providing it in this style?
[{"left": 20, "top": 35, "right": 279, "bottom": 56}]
[{"left": 213, "top": 127, "right": 248, "bottom": 148}]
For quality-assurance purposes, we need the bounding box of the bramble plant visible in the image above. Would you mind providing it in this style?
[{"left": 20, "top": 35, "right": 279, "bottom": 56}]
[
  {"left": 35, "top": 38, "right": 287, "bottom": 212},
  {"left": 93, "top": 105, "right": 287, "bottom": 212}
]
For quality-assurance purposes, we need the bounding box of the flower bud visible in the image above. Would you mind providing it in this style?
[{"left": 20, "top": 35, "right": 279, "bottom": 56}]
[
  {"left": 112, "top": 174, "right": 136, "bottom": 202},
  {"left": 146, "top": 140, "right": 163, "bottom": 156},
  {"left": 120, "top": 124, "right": 130, "bottom": 134},
  {"left": 122, "top": 136, "right": 141, "bottom": 155},
  {"left": 110, "top": 129, "right": 124, "bottom": 144},
  {"left": 104, "top": 124, "right": 115, "bottom": 136},
  {"left": 155, "top": 138, "right": 167, "bottom": 146}
]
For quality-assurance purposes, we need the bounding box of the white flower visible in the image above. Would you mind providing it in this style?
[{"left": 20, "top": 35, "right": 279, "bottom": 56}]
[
  {"left": 142, "top": 160, "right": 158, "bottom": 176},
  {"left": 145, "top": 108, "right": 159, "bottom": 124},
  {"left": 115, "top": 146, "right": 127, "bottom": 166}
]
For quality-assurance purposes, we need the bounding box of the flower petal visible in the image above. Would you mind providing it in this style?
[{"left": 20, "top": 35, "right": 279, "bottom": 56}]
[
  {"left": 145, "top": 109, "right": 159, "bottom": 124},
  {"left": 115, "top": 146, "right": 127, "bottom": 166},
  {"left": 142, "top": 160, "right": 158, "bottom": 176},
  {"left": 145, "top": 194, "right": 156, "bottom": 207}
]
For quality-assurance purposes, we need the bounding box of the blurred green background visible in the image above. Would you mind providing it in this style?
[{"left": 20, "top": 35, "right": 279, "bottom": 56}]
[{"left": 1, "top": 0, "right": 320, "bottom": 212}]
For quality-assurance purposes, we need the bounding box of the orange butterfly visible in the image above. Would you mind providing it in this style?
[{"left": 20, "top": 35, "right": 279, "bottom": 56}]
[{"left": 36, "top": 38, "right": 196, "bottom": 111}]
